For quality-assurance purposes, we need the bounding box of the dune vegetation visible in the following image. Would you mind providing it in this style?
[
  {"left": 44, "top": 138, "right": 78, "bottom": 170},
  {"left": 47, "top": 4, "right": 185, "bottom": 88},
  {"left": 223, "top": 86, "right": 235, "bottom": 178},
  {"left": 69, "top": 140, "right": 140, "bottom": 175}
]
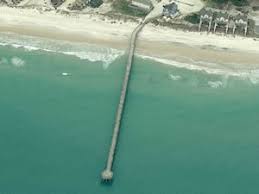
[{"left": 205, "top": 0, "right": 249, "bottom": 7}]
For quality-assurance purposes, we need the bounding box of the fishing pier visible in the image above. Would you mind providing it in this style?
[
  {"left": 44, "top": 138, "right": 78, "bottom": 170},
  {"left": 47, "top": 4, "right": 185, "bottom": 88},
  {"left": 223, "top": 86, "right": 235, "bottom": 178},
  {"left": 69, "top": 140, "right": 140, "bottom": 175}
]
[{"left": 101, "top": 22, "right": 146, "bottom": 182}]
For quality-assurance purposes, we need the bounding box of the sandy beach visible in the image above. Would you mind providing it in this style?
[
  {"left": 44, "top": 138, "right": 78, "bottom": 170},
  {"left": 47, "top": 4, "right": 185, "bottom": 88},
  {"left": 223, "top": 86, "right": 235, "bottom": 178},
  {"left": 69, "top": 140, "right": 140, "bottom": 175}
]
[{"left": 0, "top": 6, "right": 259, "bottom": 72}]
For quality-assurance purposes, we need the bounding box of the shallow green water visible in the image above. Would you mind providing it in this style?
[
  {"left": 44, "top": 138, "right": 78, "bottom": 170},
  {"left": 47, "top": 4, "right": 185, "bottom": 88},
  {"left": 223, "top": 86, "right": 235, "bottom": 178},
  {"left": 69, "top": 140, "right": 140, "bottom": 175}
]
[{"left": 1, "top": 43, "right": 259, "bottom": 194}]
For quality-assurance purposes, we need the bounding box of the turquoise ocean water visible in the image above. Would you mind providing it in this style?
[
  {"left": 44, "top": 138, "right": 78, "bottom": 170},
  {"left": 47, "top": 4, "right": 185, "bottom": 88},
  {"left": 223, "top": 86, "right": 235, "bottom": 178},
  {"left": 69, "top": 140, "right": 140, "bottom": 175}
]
[{"left": 1, "top": 33, "right": 259, "bottom": 194}]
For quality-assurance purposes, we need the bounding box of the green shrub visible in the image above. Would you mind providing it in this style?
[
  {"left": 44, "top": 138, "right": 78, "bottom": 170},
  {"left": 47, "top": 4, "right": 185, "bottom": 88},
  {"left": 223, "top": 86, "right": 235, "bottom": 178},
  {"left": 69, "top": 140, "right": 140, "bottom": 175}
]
[
  {"left": 206, "top": 0, "right": 249, "bottom": 7},
  {"left": 89, "top": 0, "right": 103, "bottom": 8},
  {"left": 184, "top": 13, "right": 200, "bottom": 24},
  {"left": 231, "top": 0, "right": 248, "bottom": 6},
  {"left": 113, "top": 0, "right": 147, "bottom": 17}
]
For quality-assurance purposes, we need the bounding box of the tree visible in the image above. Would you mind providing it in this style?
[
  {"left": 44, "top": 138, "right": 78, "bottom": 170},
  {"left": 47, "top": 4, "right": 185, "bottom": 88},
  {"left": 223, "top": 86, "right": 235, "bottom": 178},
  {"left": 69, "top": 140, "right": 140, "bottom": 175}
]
[
  {"left": 89, "top": 0, "right": 103, "bottom": 8},
  {"left": 207, "top": 0, "right": 249, "bottom": 7}
]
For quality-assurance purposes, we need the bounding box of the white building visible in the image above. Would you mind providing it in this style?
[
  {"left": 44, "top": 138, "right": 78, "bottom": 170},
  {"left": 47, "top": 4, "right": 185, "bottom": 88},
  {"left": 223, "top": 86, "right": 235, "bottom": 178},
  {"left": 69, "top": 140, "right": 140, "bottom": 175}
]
[
  {"left": 199, "top": 8, "right": 213, "bottom": 32},
  {"left": 233, "top": 14, "right": 248, "bottom": 36}
]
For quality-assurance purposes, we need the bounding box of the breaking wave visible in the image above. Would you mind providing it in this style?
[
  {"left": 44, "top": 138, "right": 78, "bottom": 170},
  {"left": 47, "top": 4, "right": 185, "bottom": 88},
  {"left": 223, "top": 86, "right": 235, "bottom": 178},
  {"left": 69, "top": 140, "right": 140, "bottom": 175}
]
[
  {"left": 63, "top": 51, "right": 121, "bottom": 69},
  {"left": 11, "top": 57, "right": 25, "bottom": 67},
  {"left": 0, "top": 32, "right": 124, "bottom": 69},
  {"left": 1, "top": 32, "right": 258, "bottom": 82},
  {"left": 208, "top": 81, "right": 223, "bottom": 88},
  {"left": 169, "top": 73, "right": 181, "bottom": 81},
  {"left": 0, "top": 56, "right": 26, "bottom": 67},
  {"left": 141, "top": 55, "right": 259, "bottom": 85}
]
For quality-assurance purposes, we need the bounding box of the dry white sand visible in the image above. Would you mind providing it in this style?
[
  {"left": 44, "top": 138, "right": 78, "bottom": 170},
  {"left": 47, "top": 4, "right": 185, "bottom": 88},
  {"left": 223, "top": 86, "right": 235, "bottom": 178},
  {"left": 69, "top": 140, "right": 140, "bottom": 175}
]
[{"left": 0, "top": 6, "right": 259, "bottom": 71}]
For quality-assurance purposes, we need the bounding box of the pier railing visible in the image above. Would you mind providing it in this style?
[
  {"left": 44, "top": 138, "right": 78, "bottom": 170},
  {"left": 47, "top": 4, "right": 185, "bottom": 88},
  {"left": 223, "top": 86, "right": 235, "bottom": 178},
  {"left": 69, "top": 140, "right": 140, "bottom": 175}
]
[{"left": 101, "top": 22, "right": 146, "bottom": 182}]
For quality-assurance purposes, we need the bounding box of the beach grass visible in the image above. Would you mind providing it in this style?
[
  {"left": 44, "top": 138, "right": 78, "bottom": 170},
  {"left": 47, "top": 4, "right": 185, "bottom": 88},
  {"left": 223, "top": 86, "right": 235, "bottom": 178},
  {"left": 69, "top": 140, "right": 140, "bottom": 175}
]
[{"left": 112, "top": 0, "right": 147, "bottom": 17}]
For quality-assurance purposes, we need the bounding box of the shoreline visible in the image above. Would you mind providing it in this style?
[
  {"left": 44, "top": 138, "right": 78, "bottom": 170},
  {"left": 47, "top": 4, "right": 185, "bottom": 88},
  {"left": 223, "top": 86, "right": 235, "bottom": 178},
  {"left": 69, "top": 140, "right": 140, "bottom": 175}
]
[{"left": 0, "top": 6, "right": 259, "bottom": 73}]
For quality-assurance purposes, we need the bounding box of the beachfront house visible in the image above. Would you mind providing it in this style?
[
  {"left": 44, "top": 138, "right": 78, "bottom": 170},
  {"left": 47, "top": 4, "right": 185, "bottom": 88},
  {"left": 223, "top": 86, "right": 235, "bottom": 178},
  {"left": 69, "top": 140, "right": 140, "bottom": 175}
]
[
  {"left": 199, "top": 8, "right": 213, "bottom": 32},
  {"left": 213, "top": 11, "right": 229, "bottom": 33},
  {"left": 130, "top": 0, "right": 153, "bottom": 12},
  {"left": 197, "top": 7, "right": 250, "bottom": 36},
  {"left": 233, "top": 14, "right": 248, "bottom": 36},
  {"left": 162, "top": 2, "right": 178, "bottom": 18},
  {"left": 227, "top": 17, "right": 236, "bottom": 33}
]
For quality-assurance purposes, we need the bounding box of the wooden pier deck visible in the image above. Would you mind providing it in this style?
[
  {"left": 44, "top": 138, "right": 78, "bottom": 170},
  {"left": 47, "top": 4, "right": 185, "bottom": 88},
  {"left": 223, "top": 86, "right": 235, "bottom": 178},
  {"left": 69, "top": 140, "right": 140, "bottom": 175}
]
[{"left": 101, "top": 22, "right": 146, "bottom": 182}]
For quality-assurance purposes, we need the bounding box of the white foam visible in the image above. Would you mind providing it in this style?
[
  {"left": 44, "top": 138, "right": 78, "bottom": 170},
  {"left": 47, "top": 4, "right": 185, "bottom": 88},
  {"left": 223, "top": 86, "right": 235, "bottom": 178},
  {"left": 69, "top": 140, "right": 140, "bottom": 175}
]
[
  {"left": 141, "top": 55, "right": 259, "bottom": 85},
  {"left": 169, "top": 73, "right": 181, "bottom": 81},
  {"left": 0, "top": 33, "right": 124, "bottom": 68},
  {"left": 63, "top": 49, "right": 123, "bottom": 69},
  {"left": 208, "top": 81, "right": 223, "bottom": 88},
  {"left": 0, "top": 42, "right": 8, "bottom": 46},
  {"left": 0, "top": 32, "right": 258, "bottom": 82},
  {"left": 7, "top": 44, "right": 122, "bottom": 68},
  {"left": 11, "top": 57, "right": 25, "bottom": 67},
  {"left": 221, "top": 75, "right": 229, "bottom": 88},
  {"left": 23, "top": 45, "right": 40, "bottom": 51},
  {"left": 247, "top": 70, "right": 259, "bottom": 84},
  {"left": 61, "top": 72, "right": 71, "bottom": 76},
  {"left": 0, "top": 40, "right": 38, "bottom": 51},
  {"left": 142, "top": 55, "right": 238, "bottom": 76}
]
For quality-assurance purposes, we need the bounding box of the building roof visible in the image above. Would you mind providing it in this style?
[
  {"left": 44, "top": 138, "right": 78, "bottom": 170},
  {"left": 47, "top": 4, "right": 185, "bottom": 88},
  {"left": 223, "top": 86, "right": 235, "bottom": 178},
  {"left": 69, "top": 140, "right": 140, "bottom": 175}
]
[
  {"left": 163, "top": 2, "right": 177, "bottom": 10},
  {"left": 163, "top": 2, "right": 178, "bottom": 16},
  {"left": 228, "top": 20, "right": 236, "bottom": 28},
  {"left": 200, "top": 8, "right": 213, "bottom": 17},
  {"left": 234, "top": 13, "right": 247, "bottom": 21},
  {"left": 215, "top": 11, "right": 228, "bottom": 19}
]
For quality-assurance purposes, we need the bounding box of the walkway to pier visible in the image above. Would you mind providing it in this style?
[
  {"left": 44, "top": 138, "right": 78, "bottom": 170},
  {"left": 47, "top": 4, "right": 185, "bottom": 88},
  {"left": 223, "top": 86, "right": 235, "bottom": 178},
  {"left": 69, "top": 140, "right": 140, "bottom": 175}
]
[
  {"left": 101, "top": 21, "right": 146, "bottom": 182},
  {"left": 101, "top": 0, "right": 205, "bottom": 182}
]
